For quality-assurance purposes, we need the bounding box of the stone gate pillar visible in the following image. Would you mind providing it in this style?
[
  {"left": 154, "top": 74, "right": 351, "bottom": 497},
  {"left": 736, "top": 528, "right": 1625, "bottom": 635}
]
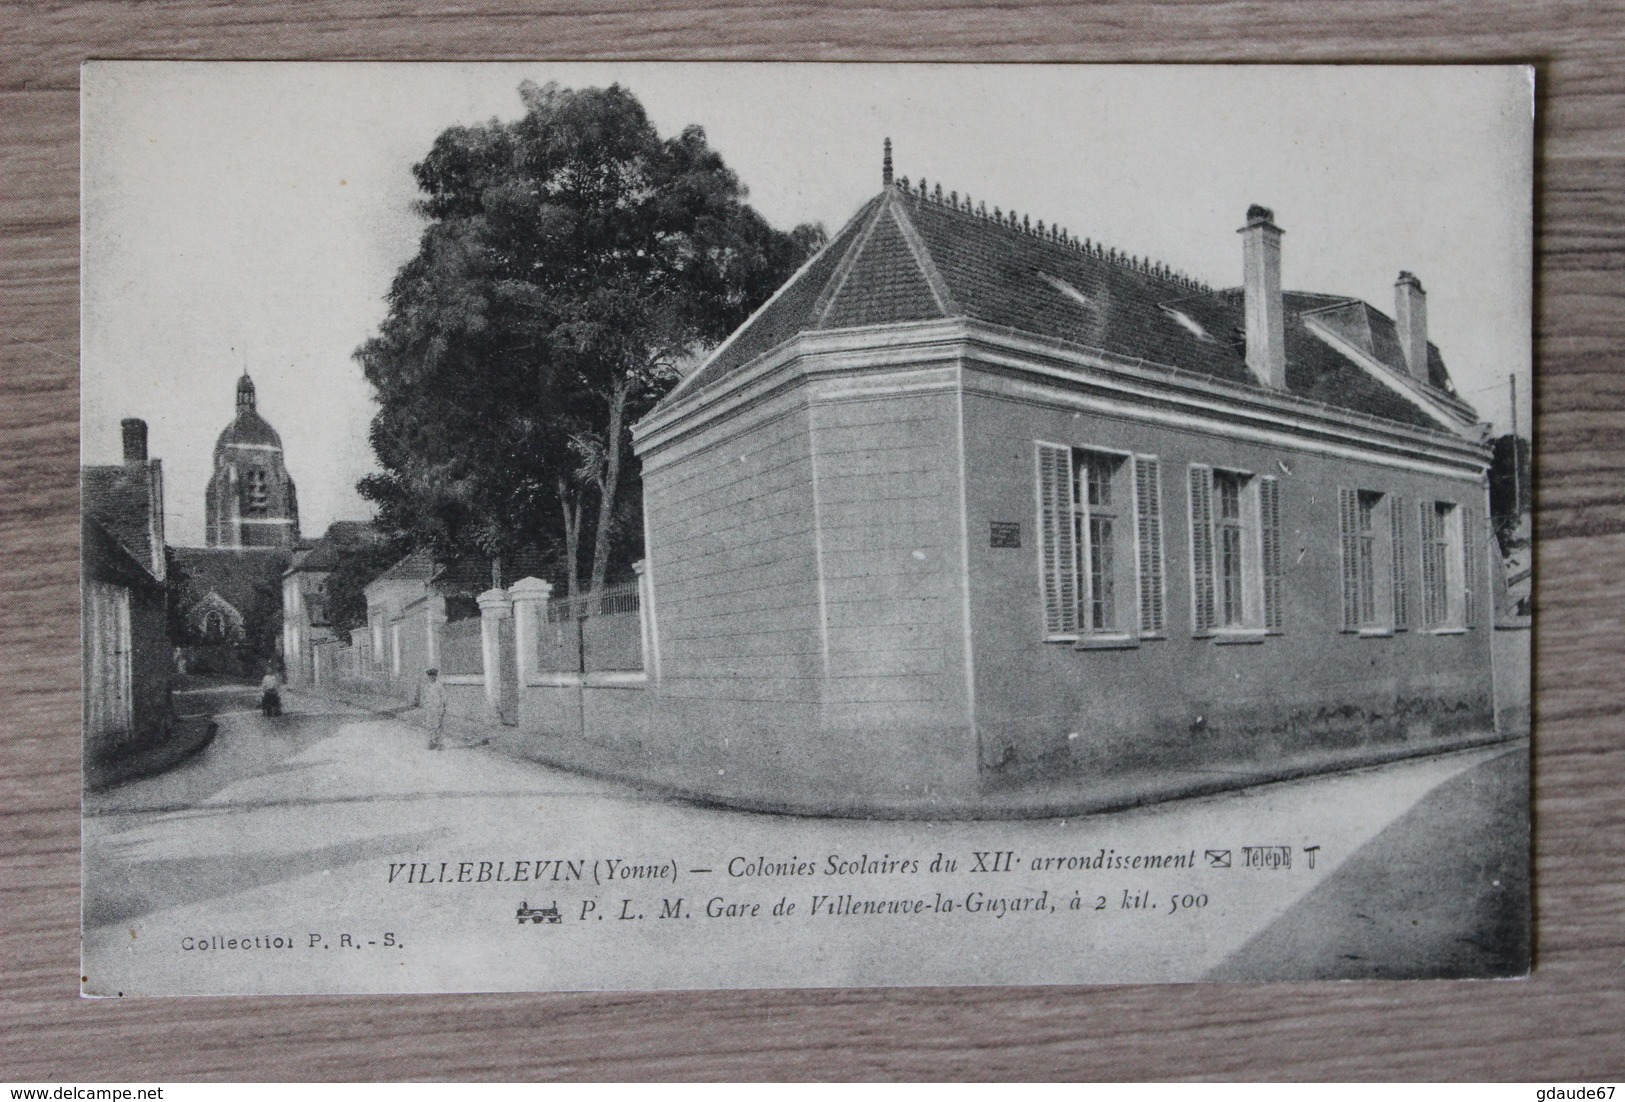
[
  {"left": 632, "top": 559, "right": 651, "bottom": 677},
  {"left": 508, "top": 577, "right": 553, "bottom": 684},
  {"left": 477, "top": 588, "right": 512, "bottom": 717},
  {"left": 423, "top": 594, "right": 447, "bottom": 673},
  {"left": 349, "top": 627, "right": 368, "bottom": 679}
]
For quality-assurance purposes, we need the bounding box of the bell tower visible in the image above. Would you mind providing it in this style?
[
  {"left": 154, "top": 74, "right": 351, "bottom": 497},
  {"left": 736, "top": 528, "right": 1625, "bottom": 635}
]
[{"left": 204, "top": 372, "right": 300, "bottom": 548}]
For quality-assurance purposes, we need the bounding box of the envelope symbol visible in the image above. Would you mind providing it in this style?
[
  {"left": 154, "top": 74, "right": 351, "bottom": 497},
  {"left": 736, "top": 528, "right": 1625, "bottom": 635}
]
[{"left": 1205, "top": 849, "right": 1231, "bottom": 868}]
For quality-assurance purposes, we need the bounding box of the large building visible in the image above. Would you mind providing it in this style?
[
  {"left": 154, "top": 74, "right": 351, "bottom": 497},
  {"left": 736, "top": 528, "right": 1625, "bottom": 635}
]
[
  {"left": 173, "top": 373, "right": 298, "bottom": 672},
  {"left": 616, "top": 154, "right": 1497, "bottom": 813},
  {"left": 205, "top": 372, "right": 299, "bottom": 549}
]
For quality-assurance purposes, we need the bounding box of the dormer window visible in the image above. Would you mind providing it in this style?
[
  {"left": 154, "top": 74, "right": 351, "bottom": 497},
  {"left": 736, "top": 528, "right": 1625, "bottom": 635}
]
[
  {"left": 1039, "top": 272, "right": 1094, "bottom": 311},
  {"left": 1161, "top": 305, "right": 1211, "bottom": 342}
]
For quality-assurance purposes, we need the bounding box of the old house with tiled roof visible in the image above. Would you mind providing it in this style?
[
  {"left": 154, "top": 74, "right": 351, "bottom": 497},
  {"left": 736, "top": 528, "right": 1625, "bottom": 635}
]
[
  {"left": 81, "top": 418, "right": 173, "bottom": 770},
  {"left": 617, "top": 146, "right": 1497, "bottom": 814}
]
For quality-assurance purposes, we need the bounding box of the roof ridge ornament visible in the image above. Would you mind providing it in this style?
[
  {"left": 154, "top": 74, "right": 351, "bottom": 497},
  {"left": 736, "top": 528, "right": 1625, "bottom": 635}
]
[{"left": 877, "top": 160, "right": 1203, "bottom": 286}]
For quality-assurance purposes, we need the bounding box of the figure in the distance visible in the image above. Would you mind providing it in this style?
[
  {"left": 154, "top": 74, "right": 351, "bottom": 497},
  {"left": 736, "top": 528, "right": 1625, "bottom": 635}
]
[
  {"left": 418, "top": 667, "right": 448, "bottom": 750},
  {"left": 259, "top": 666, "right": 282, "bottom": 718}
]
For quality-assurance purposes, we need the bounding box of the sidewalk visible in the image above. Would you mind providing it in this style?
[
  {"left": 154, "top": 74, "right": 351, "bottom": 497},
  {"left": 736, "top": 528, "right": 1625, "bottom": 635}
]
[
  {"left": 85, "top": 714, "right": 217, "bottom": 791},
  {"left": 294, "top": 683, "right": 1526, "bottom": 820}
]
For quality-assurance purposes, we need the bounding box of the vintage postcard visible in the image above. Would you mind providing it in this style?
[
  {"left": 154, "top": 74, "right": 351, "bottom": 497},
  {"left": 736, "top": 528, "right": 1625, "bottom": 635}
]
[{"left": 80, "top": 63, "right": 1533, "bottom": 995}]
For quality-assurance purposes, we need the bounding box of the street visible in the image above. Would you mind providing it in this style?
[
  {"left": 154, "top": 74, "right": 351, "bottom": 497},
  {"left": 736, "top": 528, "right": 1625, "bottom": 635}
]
[{"left": 82, "top": 685, "right": 1528, "bottom": 995}]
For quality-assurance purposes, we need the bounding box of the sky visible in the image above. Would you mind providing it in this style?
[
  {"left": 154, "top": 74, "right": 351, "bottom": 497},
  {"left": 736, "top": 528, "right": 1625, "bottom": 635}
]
[{"left": 81, "top": 63, "right": 1533, "bottom": 546}]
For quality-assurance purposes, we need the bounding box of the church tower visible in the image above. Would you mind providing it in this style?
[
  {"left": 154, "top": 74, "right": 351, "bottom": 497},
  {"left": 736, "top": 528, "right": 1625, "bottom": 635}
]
[{"left": 204, "top": 373, "right": 300, "bottom": 548}]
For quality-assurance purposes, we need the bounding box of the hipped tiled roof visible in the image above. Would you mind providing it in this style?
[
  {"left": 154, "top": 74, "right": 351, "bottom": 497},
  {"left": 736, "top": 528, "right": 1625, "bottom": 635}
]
[
  {"left": 668, "top": 182, "right": 1473, "bottom": 432},
  {"left": 371, "top": 548, "right": 437, "bottom": 584}
]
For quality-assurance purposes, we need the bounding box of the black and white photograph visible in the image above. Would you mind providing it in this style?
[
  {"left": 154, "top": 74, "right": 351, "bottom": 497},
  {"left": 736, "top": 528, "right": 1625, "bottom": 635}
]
[{"left": 79, "top": 62, "right": 1533, "bottom": 995}]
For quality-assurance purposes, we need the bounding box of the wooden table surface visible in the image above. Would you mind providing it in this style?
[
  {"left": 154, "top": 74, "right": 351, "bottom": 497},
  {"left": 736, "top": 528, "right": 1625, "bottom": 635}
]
[{"left": 3, "top": 1, "right": 1622, "bottom": 1081}]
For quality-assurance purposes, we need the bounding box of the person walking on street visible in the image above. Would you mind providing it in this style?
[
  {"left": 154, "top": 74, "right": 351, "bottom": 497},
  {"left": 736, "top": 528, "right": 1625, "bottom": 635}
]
[
  {"left": 419, "top": 668, "right": 448, "bottom": 750},
  {"left": 259, "top": 667, "right": 282, "bottom": 718}
]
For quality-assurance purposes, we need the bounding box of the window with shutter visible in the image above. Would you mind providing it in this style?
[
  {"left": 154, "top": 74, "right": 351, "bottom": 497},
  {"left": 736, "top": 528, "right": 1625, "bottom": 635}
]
[
  {"left": 1356, "top": 493, "right": 1380, "bottom": 625},
  {"left": 1341, "top": 487, "right": 1396, "bottom": 633},
  {"left": 1079, "top": 451, "right": 1131, "bottom": 633},
  {"left": 1260, "top": 476, "right": 1282, "bottom": 633},
  {"left": 1419, "top": 500, "right": 1463, "bottom": 629},
  {"left": 1214, "top": 472, "right": 1250, "bottom": 627},
  {"left": 1036, "top": 443, "right": 1154, "bottom": 642},
  {"left": 1135, "top": 456, "right": 1165, "bottom": 634},
  {"left": 1189, "top": 465, "right": 1215, "bottom": 634},
  {"left": 1192, "top": 465, "right": 1271, "bottom": 637}
]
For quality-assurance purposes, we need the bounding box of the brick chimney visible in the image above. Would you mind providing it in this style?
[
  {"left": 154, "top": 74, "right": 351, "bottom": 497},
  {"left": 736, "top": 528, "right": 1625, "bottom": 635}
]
[
  {"left": 1394, "top": 271, "right": 1429, "bottom": 383},
  {"left": 121, "top": 417, "right": 148, "bottom": 464},
  {"left": 1238, "top": 205, "right": 1286, "bottom": 390}
]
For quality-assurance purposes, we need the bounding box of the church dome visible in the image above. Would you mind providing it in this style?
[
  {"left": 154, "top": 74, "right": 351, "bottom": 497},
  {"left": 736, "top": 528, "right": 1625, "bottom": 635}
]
[
  {"left": 215, "top": 410, "right": 283, "bottom": 450},
  {"left": 214, "top": 373, "right": 284, "bottom": 453}
]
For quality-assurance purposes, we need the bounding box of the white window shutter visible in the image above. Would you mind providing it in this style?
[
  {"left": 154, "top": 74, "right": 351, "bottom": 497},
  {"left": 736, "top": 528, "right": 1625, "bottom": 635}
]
[
  {"left": 1134, "top": 456, "right": 1164, "bottom": 634},
  {"left": 1188, "top": 465, "right": 1214, "bottom": 634},
  {"left": 1038, "top": 443, "right": 1077, "bottom": 634},
  {"left": 1338, "top": 487, "right": 1359, "bottom": 631},
  {"left": 1261, "top": 476, "right": 1282, "bottom": 633},
  {"left": 1463, "top": 503, "right": 1477, "bottom": 627},
  {"left": 1391, "top": 494, "right": 1409, "bottom": 630}
]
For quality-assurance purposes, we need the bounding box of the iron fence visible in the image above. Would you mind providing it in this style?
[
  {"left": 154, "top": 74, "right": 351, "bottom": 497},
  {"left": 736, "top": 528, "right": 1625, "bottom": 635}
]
[
  {"left": 539, "top": 581, "right": 643, "bottom": 673},
  {"left": 544, "top": 580, "right": 641, "bottom": 622}
]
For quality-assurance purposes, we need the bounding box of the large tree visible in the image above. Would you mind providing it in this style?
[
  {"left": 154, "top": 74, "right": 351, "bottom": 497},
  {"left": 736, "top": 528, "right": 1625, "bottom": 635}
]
[
  {"left": 357, "top": 81, "right": 823, "bottom": 596},
  {"left": 324, "top": 541, "right": 409, "bottom": 638}
]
